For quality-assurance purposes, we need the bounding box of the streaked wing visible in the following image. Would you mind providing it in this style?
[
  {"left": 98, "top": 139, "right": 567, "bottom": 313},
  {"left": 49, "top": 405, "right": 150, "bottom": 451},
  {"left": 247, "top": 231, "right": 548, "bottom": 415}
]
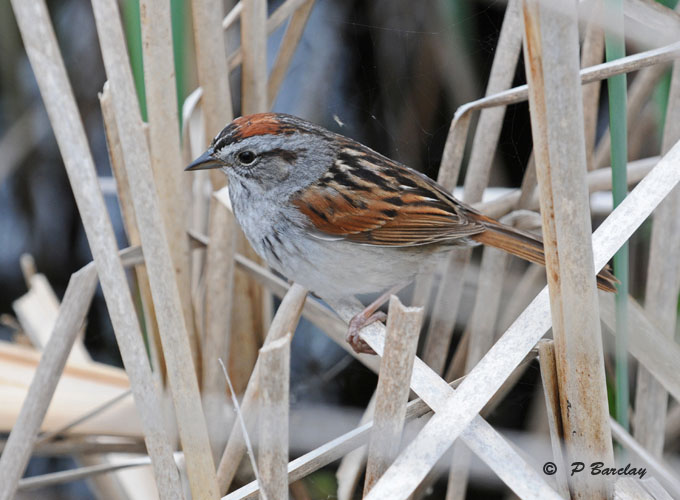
[{"left": 291, "top": 143, "right": 485, "bottom": 247}]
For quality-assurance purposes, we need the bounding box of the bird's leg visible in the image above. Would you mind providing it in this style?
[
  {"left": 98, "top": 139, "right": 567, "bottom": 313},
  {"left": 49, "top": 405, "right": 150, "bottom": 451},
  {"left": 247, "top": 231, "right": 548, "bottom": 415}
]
[{"left": 347, "top": 284, "right": 406, "bottom": 354}]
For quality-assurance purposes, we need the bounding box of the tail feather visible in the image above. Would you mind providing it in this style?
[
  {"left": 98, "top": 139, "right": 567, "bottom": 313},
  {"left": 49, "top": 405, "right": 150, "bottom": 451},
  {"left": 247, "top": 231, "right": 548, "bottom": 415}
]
[{"left": 469, "top": 216, "right": 618, "bottom": 293}]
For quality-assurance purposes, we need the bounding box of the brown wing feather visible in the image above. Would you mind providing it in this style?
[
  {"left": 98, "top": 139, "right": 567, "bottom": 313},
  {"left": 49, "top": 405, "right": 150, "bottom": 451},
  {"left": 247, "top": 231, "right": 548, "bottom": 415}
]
[{"left": 292, "top": 145, "right": 485, "bottom": 247}]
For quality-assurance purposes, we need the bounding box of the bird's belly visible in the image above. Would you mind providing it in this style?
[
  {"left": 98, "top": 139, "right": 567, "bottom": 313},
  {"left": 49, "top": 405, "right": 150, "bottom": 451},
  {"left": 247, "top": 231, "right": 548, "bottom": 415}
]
[
  {"left": 230, "top": 193, "right": 448, "bottom": 299},
  {"left": 269, "top": 232, "right": 447, "bottom": 299}
]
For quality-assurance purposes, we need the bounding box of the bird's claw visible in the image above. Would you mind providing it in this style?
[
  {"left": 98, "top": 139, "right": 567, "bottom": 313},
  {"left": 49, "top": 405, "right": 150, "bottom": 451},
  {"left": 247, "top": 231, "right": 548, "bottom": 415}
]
[{"left": 347, "top": 311, "right": 387, "bottom": 355}]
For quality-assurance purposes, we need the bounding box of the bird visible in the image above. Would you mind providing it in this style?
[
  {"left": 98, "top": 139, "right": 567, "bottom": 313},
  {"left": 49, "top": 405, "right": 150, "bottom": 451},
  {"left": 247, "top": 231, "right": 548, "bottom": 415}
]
[{"left": 186, "top": 112, "right": 616, "bottom": 353}]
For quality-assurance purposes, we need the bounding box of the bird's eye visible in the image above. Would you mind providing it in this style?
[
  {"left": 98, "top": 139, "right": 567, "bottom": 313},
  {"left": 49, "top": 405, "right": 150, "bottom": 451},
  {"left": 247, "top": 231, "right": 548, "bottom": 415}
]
[{"left": 237, "top": 150, "right": 257, "bottom": 165}]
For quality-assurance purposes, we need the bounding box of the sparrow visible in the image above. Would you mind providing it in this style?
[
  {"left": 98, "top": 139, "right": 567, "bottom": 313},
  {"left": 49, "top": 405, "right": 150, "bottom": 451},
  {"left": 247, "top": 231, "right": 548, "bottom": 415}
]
[{"left": 187, "top": 113, "right": 616, "bottom": 353}]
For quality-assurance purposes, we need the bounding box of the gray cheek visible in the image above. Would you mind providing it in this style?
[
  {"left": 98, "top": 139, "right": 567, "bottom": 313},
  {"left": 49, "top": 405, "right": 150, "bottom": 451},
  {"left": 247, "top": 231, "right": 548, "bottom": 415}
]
[
  {"left": 271, "top": 162, "right": 291, "bottom": 181},
  {"left": 258, "top": 161, "right": 291, "bottom": 188}
]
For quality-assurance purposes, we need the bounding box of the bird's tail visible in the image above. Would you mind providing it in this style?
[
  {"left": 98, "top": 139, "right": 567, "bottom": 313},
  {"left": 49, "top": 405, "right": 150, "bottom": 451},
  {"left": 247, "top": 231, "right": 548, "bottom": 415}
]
[{"left": 468, "top": 213, "right": 618, "bottom": 293}]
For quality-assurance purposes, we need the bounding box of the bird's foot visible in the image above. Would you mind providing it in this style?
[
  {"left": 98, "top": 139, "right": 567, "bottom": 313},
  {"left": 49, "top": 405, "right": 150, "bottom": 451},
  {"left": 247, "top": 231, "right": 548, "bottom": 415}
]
[{"left": 347, "top": 311, "right": 387, "bottom": 355}]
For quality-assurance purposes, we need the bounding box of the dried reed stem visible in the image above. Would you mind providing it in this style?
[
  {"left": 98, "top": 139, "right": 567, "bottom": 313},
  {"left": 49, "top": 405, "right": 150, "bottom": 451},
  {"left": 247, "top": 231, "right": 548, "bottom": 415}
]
[
  {"left": 336, "top": 392, "right": 376, "bottom": 500},
  {"left": 139, "top": 0, "right": 195, "bottom": 368},
  {"left": 191, "top": 0, "right": 233, "bottom": 138},
  {"left": 35, "top": 389, "right": 132, "bottom": 446},
  {"left": 241, "top": 0, "right": 267, "bottom": 114},
  {"left": 419, "top": 250, "right": 467, "bottom": 374},
  {"left": 226, "top": 0, "right": 311, "bottom": 70},
  {"left": 191, "top": 0, "right": 232, "bottom": 191},
  {"left": 258, "top": 335, "right": 292, "bottom": 500},
  {"left": 599, "top": 293, "right": 680, "bottom": 403},
  {"left": 90, "top": 0, "right": 219, "bottom": 495},
  {"left": 581, "top": 0, "right": 604, "bottom": 171},
  {"left": 26, "top": 437, "right": 145, "bottom": 457},
  {"left": 267, "top": 0, "right": 315, "bottom": 107},
  {"left": 363, "top": 296, "right": 422, "bottom": 494},
  {"left": 216, "top": 284, "right": 307, "bottom": 494},
  {"left": 0, "top": 265, "right": 97, "bottom": 500},
  {"left": 633, "top": 57, "right": 680, "bottom": 456},
  {"left": 203, "top": 188, "right": 237, "bottom": 457},
  {"left": 100, "top": 83, "right": 165, "bottom": 386},
  {"left": 222, "top": 2, "right": 242, "bottom": 30},
  {"left": 475, "top": 155, "right": 657, "bottom": 219},
  {"left": 421, "top": 0, "right": 523, "bottom": 374},
  {"left": 594, "top": 62, "right": 668, "bottom": 169},
  {"left": 10, "top": 2, "right": 182, "bottom": 496},
  {"left": 522, "top": 2, "right": 614, "bottom": 496},
  {"left": 537, "top": 340, "right": 570, "bottom": 498},
  {"left": 610, "top": 419, "right": 680, "bottom": 498},
  {"left": 13, "top": 271, "right": 90, "bottom": 364},
  {"left": 463, "top": 0, "right": 523, "bottom": 202},
  {"left": 445, "top": 216, "right": 515, "bottom": 499},
  {"left": 463, "top": 41, "right": 680, "bottom": 115},
  {"left": 226, "top": 0, "right": 273, "bottom": 396}
]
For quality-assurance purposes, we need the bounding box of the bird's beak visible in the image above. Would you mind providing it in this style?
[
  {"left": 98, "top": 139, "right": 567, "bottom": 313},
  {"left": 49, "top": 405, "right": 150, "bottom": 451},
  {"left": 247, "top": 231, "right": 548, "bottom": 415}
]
[{"left": 185, "top": 148, "right": 223, "bottom": 171}]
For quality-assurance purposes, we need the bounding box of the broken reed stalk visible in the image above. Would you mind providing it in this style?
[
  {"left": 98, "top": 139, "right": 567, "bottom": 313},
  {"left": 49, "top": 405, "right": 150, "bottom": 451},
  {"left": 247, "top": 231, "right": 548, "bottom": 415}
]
[
  {"left": 258, "top": 335, "right": 292, "bottom": 500},
  {"left": 330, "top": 298, "right": 561, "bottom": 500},
  {"left": 222, "top": 358, "right": 526, "bottom": 500},
  {"left": 13, "top": 271, "right": 84, "bottom": 362},
  {"left": 203, "top": 188, "right": 237, "bottom": 458},
  {"left": 216, "top": 283, "right": 308, "bottom": 494},
  {"left": 537, "top": 340, "right": 571, "bottom": 499},
  {"left": 139, "top": 0, "right": 196, "bottom": 371},
  {"left": 9, "top": 2, "right": 182, "bottom": 496},
  {"left": 225, "top": 352, "right": 540, "bottom": 500},
  {"left": 0, "top": 266, "right": 97, "bottom": 500},
  {"left": 633, "top": 58, "right": 680, "bottom": 455},
  {"left": 522, "top": 1, "right": 614, "bottom": 496},
  {"left": 90, "top": 0, "right": 220, "bottom": 495},
  {"left": 363, "top": 296, "right": 422, "bottom": 495}
]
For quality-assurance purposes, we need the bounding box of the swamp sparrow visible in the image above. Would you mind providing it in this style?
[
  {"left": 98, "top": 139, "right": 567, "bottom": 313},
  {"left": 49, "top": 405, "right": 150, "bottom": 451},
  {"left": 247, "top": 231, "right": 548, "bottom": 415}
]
[{"left": 187, "top": 113, "right": 616, "bottom": 353}]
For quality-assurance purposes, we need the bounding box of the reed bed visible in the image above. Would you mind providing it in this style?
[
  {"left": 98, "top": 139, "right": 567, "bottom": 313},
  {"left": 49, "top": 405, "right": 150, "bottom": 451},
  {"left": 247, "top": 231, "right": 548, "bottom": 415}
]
[{"left": 1, "top": 0, "right": 679, "bottom": 499}]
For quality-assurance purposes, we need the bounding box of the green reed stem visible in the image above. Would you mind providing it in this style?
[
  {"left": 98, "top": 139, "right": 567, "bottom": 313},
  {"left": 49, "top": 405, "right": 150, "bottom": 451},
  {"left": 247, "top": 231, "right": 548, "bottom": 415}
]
[{"left": 605, "top": 0, "right": 629, "bottom": 432}]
